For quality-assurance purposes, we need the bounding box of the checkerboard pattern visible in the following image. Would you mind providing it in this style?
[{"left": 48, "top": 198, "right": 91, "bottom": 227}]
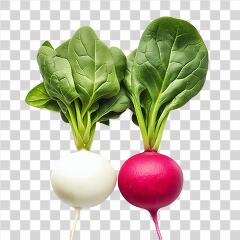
[{"left": 0, "top": 0, "right": 240, "bottom": 239}]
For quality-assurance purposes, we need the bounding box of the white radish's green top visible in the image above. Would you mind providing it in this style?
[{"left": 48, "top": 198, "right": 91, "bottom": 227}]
[{"left": 26, "top": 26, "right": 130, "bottom": 150}]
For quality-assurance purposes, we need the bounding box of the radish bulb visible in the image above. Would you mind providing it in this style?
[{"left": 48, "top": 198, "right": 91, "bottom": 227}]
[
  {"left": 51, "top": 150, "right": 116, "bottom": 239},
  {"left": 51, "top": 150, "right": 116, "bottom": 209},
  {"left": 118, "top": 152, "right": 183, "bottom": 240}
]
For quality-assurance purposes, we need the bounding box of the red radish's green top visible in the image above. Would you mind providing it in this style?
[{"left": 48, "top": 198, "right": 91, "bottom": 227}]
[{"left": 123, "top": 17, "right": 208, "bottom": 151}]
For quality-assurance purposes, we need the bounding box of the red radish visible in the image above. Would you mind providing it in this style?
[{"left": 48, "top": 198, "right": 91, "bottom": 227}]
[
  {"left": 121, "top": 17, "right": 208, "bottom": 239},
  {"left": 118, "top": 152, "right": 183, "bottom": 240}
]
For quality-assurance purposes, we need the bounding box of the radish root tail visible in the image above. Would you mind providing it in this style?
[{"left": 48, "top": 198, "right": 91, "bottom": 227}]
[
  {"left": 150, "top": 210, "right": 162, "bottom": 240},
  {"left": 70, "top": 208, "right": 80, "bottom": 240}
]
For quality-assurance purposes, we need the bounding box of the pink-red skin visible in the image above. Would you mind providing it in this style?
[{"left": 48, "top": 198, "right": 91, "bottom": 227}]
[
  {"left": 118, "top": 152, "right": 183, "bottom": 210},
  {"left": 118, "top": 151, "right": 183, "bottom": 240}
]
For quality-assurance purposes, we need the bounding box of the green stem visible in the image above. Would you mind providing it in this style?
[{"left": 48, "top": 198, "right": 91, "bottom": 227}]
[
  {"left": 67, "top": 105, "right": 78, "bottom": 131},
  {"left": 85, "top": 124, "right": 96, "bottom": 150},
  {"left": 81, "top": 97, "right": 94, "bottom": 118},
  {"left": 132, "top": 96, "right": 150, "bottom": 151},
  {"left": 147, "top": 100, "right": 163, "bottom": 148},
  {"left": 74, "top": 99, "right": 85, "bottom": 135},
  {"left": 153, "top": 113, "right": 169, "bottom": 151},
  {"left": 154, "top": 105, "right": 170, "bottom": 139},
  {"left": 83, "top": 112, "right": 91, "bottom": 144},
  {"left": 71, "top": 123, "right": 83, "bottom": 150},
  {"left": 67, "top": 105, "right": 84, "bottom": 150},
  {"left": 65, "top": 101, "right": 99, "bottom": 151},
  {"left": 65, "top": 112, "right": 83, "bottom": 150}
]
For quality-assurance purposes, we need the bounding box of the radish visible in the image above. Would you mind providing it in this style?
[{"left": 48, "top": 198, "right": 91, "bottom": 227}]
[
  {"left": 51, "top": 150, "right": 116, "bottom": 209},
  {"left": 51, "top": 150, "right": 116, "bottom": 240},
  {"left": 25, "top": 26, "right": 130, "bottom": 239},
  {"left": 119, "top": 17, "right": 208, "bottom": 239},
  {"left": 118, "top": 152, "right": 183, "bottom": 239}
]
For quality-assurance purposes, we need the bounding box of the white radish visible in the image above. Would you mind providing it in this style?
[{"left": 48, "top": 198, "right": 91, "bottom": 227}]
[
  {"left": 51, "top": 150, "right": 117, "bottom": 239},
  {"left": 25, "top": 26, "right": 129, "bottom": 239}
]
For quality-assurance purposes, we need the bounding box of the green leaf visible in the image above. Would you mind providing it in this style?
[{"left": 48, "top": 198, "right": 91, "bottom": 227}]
[
  {"left": 89, "top": 101, "right": 99, "bottom": 114},
  {"left": 100, "top": 120, "right": 110, "bottom": 126},
  {"left": 56, "top": 40, "right": 70, "bottom": 59},
  {"left": 37, "top": 44, "right": 79, "bottom": 109},
  {"left": 57, "top": 100, "right": 67, "bottom": 113},
  {"left": 123, "top": 50, "right": 145, "bottom": 101},
  {"left": 25, "top": 82, "right": 60, "bottom": 112},
  {"left": 139, "top": 89, "right": 152, "bottom": 126},
  {"left": 110, "top": 47, "right": 127, "bottom": 83},
  {"left": 92, "top": 87, "right": 130, "bottom": 125},
  {"left": 135, "top": 17, "right": 208, "bottom": 113},
  {"left": 131, "top": 113, "right": 139, "bottom": 126},
  {"left": 42, "top": 41, "right": 54, "bottom": 49},
  {"left": 60, "top": 111, "right": 69, "bottom": 123},
  {"left": 68, "top": 26, "right": 120, "bottom": 114}
]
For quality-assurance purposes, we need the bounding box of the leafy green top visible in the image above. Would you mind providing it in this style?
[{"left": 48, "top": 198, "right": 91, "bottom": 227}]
[
  {"left": 124, "top": 17, "right": 208, "bottom": 151},
  {"left": 26, "top": 26, "right": 130, "bottom": 150}
]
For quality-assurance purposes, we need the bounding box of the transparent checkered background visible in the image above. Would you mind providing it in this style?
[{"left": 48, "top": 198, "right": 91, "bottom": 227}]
[{"left": 0, "top": 0, "right": 239, "bottom": 239}]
